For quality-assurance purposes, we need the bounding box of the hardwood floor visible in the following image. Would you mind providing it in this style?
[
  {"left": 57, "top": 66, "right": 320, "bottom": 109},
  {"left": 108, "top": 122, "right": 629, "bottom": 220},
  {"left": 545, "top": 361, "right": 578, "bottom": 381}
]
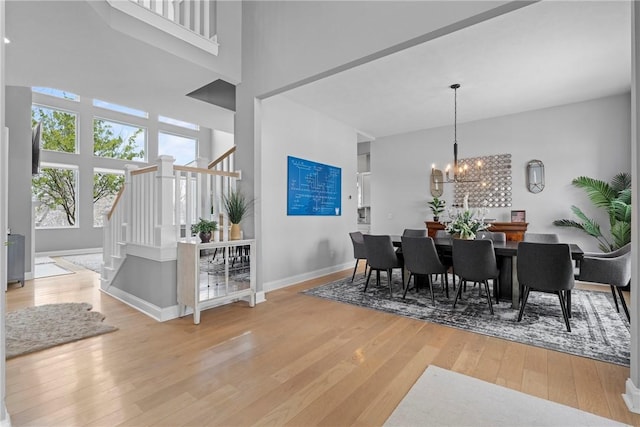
[{"left": 5, "top": 259, "right": 640, "bottom": 426}]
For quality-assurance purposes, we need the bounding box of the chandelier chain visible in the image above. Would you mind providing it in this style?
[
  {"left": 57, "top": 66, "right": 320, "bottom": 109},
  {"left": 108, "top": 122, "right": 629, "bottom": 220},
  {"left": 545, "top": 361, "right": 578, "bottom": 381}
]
[{"left": 454, "top": 86, "right": 457, "bottom": 143}]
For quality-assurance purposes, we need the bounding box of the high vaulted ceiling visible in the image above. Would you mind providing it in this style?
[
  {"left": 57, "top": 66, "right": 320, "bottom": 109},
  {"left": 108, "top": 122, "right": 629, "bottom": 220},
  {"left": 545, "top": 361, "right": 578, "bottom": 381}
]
[
  {"left": 5, "top": 1, "right": 631, "bottom": 139},
  {"left": 5, "top": 0, "right": 234, "bottom": 132},
  {"left": 283, "top": 1, "right": 631, "bottom": 140}
]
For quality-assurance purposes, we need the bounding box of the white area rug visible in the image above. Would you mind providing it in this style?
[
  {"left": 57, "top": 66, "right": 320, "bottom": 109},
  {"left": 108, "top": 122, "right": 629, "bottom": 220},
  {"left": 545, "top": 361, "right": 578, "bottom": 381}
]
[
  {"left": 384, "top": 365, "right": 629, "bottom": 427},
  {"left": 6, "top": 302, "right": 117, "bottom": 359},
  {"left": 61, "top": 253, "right": 102, "bottom": 273},
  {"left": 34, "top": 262, "right": 73, "bottom": 279},
  {"left": 34, "top": 256, "right": 55, "bottom": 265}
]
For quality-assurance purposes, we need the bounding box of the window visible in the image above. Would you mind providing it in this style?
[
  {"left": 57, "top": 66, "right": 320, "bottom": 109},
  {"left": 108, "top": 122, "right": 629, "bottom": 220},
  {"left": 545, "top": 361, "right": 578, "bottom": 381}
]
[
  {"left": 93, "top": 99, "right": 148, "bottom": 118},
  {"left": 159, "top": 115, "right": 199, "bottom": 131},
  {"left": 158, "top": 132, "right": 197, "bottom": 165},
  {"left": 32, "top": 105, "right": 78, "bottom": 153},
  {"left": 93, "top": 169, "right": 125, "bottom": 227},
  {"left": 94, "top": 118, "right": 146, "bottom": 161},
  {"left": 32, "top": 87, "right": 79, "bottom": 101},
  {"left": 33, "top": 163, "right": 78, "bottom": 228}
]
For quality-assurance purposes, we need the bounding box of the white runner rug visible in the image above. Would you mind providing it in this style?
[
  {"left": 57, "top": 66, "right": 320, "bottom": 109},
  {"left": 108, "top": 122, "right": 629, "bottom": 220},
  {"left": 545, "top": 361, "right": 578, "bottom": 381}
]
[
  {"left": 34, "top": 263, "right": 73, "bottom": 279},
  {"left": 384, "top": 365, "right": 629, "bottom": 427}
]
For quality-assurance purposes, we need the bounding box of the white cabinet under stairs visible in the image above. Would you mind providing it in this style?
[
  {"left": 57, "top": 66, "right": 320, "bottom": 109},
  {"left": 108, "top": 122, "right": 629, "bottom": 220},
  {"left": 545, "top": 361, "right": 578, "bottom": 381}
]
[{"left": 177, "top": 239, "right": 256, "bottom": 324}]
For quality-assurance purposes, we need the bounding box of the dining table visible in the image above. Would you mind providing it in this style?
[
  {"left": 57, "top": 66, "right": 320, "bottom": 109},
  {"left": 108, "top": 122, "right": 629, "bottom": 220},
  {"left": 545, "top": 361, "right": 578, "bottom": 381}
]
[{"left": 392, "top": 235, "right": 584, "bottom": 309}]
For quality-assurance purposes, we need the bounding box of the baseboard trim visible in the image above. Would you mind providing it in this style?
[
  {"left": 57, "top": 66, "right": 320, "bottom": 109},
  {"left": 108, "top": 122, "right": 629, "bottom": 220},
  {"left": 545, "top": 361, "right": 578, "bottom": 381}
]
[
  {"left": 263, "top": 262, "right": 351, "bottom": 293},
  {"left": 0, "top": 404, "right": 11, "bottom": 427},
  {"left": 100, "top": 286, "right": 180, "bottom": 322},
  {"left": 623, "top": 378, "right": 640, "bottom": 413},
  {"left": 100, "top": 286, "right": 260, "bottom": 322},
  {"left": 35, "top": 248, "right": 102, "bottom": 257},
  {"left": 255, "top": 291, "right": 266, "bottom": 304}
]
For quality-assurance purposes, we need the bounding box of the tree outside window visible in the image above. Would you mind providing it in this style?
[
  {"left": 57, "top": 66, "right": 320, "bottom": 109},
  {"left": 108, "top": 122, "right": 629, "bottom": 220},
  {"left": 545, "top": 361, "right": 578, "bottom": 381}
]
[
  {"left": 33, "top": 165, "right": 78, "bottom": 228},
  {"left": 93, "top": 118, "right": 146, "bottom": 161},
  {"left": 31, "top": 106, "right": 146, "bottom": 228},
  {"left": 32, "top": 106, "right": 77, "bottom": 153},
  {"left": 94, "top": 170, "right": 125, "bottom": 227}
]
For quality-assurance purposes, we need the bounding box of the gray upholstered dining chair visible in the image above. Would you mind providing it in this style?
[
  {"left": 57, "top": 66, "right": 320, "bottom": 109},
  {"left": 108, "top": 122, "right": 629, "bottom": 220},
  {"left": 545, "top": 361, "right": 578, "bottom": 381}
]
[
  {"left": 363, "top": 234, "right": 404, "bottom": 298},
  {"left": 577, "top": 243, "right": 631, "bottom": 321},
  {"left": 396, "top": 228, "right": 428, "bottom": 260},
  {"left": 348, "top": 231, "right": 368, "bottom": 282},
  {"left": 402, "top": 228, "right": 428, "bottom": 237},
  {"left": 517, "top": 242, "right": 575, "bottom": 332},
  {"left": 476, "top": 231, "right": 506, "bottom": 243},
  {"left": 523, "top": 232, "right": 560, "bottom": 243},
  {"left": 401, "top": 236, "right": 449, "bottom": 303},
  {"left": 452, "top": 239, "right": 499, "bottom": 314}
]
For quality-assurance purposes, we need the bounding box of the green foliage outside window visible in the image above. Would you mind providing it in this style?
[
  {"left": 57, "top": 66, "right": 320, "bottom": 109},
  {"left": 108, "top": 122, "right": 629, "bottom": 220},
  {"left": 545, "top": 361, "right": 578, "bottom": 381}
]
[{"left": 32, "top": 106, "right": 145, "bottom": 227}]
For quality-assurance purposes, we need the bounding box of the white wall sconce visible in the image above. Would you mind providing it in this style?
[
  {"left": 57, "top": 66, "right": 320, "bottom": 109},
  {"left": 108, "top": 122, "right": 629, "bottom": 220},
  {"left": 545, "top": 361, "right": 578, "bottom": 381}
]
[{"left": 527, "top": 159, "right": 545, "bottom": 193}]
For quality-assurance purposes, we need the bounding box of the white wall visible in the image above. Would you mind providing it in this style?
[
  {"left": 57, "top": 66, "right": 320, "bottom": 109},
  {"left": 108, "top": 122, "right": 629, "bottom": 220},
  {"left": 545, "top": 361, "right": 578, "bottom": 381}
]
[
  {"left": 235, "top": 0, "right": 522, "bottom": 237},
  {"left": 260, "top": 95, "right": 358, "bottom": 290},
  {"left": 212, "top": 129, "right": 234, "bottom": 160},
  {"left": 5, "top": 86, "right": 32, "bottom": 275},
  {"left": 371, "top": 93, "right": 631, "bottom": 252}
]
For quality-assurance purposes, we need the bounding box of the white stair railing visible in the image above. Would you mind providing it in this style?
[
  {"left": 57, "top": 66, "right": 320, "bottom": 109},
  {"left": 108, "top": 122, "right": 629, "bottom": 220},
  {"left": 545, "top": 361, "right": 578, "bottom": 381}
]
[
  {"left": 130, "top": 0, "right": 217, "bottom": 41},
  {"left": 102, "top": 149, "right": 240, "bottom": 288},
  {"left": 104, "top": 0, "right": 219, "bottom": 56}
]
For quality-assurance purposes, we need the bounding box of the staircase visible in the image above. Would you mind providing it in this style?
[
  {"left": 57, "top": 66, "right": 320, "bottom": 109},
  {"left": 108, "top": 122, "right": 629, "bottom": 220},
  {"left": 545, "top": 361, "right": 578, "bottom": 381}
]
[{"left": 101, "top": 147, "right": 238, "bottom": 290}]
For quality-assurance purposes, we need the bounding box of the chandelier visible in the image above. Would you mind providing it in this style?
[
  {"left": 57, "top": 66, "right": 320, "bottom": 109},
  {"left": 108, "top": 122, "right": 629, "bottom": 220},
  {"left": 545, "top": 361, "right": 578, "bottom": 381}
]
[{"left": 431, "top": 84, "right": 482, "bottom": 184}]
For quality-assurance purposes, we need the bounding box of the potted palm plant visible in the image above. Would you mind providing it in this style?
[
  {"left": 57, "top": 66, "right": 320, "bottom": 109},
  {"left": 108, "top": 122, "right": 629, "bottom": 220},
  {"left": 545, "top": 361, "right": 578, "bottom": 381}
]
[
  {"left": 223, "top": 189, "right": 254, "bottom": 240},
  {"left": 553, "top": 172, "right": 631, "bottom": 252},
  {"left": 191, "top": 218, "right": 218, "bottom": 243}
]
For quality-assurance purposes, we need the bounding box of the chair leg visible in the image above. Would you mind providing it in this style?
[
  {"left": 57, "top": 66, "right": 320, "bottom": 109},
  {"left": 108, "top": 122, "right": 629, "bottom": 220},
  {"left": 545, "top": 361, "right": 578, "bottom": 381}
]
[
  {"left": 351, "top": 259, "right": 360, "bottom": 282},
  {"left": 444, "top": 272, "right": 449, "bottom": 299},
  {"left": 616, "top": 287, "right": 630, "bottom": 322},
  {"left": 484, "top": 280, "right": 494, "bottom": 315},
  {"left": 376, "top": 270, "right": 381, "bottom": 287},
  {"left": 387, "top": 269, "right": 393, "bottom": 298},
  {"left": 558, "top": 291, "right": 571, "bottom": 332},
  {"left": 364, "top": 268, "right": 373, "bottom": 292},
  {"left": 610, "top": 285, "right": 620, "bottom": 313},
  {"left": 566, "top": 290, "right": 571, "bottom": 318},
  {"left": 427, "top": 274, "right": 435, "bottom": 305},
  {"left": 517, "top": 286, "right": 531, "bottom": 322},
  {"left": 402, "top": 274, "right": 413, "bottom": 299},
  {"left": 453, "top": 280, "right": 464, "bottom": 308}
]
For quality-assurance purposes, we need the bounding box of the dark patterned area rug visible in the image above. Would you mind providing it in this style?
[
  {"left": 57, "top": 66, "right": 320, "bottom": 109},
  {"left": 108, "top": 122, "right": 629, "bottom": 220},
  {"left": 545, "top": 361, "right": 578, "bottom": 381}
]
[{"left": 304, "top": 273, "right": 630, "bottom": 366}]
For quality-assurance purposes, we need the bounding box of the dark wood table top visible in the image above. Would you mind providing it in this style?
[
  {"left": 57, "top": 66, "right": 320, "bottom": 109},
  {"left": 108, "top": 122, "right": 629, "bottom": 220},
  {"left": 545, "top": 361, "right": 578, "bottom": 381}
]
[{"left": 391, "top": 235, "right": 583, "bottom": 259}]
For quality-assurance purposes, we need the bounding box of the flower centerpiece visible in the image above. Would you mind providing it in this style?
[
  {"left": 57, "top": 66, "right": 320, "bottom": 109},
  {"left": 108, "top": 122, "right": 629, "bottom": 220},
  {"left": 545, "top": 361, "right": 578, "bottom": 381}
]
[{"left": 444, "top": 194, "right": 489, "bottom": 239}]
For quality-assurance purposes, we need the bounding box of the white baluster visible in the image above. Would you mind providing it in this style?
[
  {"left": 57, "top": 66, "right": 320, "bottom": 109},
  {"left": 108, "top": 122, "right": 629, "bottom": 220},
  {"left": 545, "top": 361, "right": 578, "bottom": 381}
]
[
  {"left": 123, "top": 164, "right": 137, "bottom": 245},
  {"left": 155, "top": 155, "right": 177, "bottom": 247}
]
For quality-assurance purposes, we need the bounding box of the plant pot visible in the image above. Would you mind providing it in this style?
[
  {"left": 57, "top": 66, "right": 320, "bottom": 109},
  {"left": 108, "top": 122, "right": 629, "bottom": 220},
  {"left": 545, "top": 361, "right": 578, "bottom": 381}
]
[
  {"left": 433, "top": 216, "right": 439, "bottom": 222},
  {"left": 452, "top": 233, "right": 474, "bottom": 240},
  {"left": 230, "top": 223, "right": 241, "bottom": 240},
  {"left": 199, "top": 231, "right": 212, "bottom": 243}
]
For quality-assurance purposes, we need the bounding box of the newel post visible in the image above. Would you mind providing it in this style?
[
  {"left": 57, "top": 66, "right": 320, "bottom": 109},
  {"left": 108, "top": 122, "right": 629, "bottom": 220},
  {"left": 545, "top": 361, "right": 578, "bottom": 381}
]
[
  {"left": 196, "top": 157, "right": 211, "bottom": 220},
  {"left": 155, "top": 155, "right": 177, "bottom": 247},
  {"left": 123, "top": 164, "right": 138, "bottom": 244}
]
